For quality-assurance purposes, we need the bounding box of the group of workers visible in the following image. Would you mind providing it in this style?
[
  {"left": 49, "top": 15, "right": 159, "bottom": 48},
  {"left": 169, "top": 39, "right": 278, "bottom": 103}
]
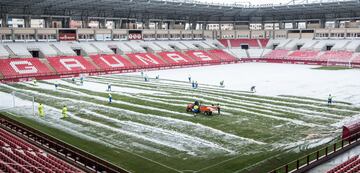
[{"left": 37, "top": 104, "right": 68, "bottom": 119}]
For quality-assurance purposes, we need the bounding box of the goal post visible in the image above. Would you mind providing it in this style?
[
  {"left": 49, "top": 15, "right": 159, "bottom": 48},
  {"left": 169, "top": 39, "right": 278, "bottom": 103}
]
[{"left": 0, "top": 91, "right": 35, "bottom": 116}]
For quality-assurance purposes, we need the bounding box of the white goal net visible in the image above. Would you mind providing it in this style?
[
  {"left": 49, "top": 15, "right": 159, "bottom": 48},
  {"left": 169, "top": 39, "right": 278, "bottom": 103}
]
[{"left": 0, "top": 91, "right": 35, "bottom": 116}]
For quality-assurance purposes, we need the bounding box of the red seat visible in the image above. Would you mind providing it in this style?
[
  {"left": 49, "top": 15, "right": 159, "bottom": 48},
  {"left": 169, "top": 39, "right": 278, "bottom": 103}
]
[
  {"left": 318, "top": 51, "right": 353, "bottom": 62},
  {"left": 185, "top": 50, "right": 220, "bottom": 64},
  {"left": 264, "top": 50, "right": 289, "bottom": 59},
  {"left": 229, "top": 39, "right": 260, "bottom": 48},
  {"left": 207, "top": 49, "right": 237, "bottom": 61},
  {"left": 89, "top": 54, "right": 134, "bottom": 70},
  {"left": 327, "top": 155, "right": 359, "bottom": 173},
  {"left": 288, "top": 51, "right": 319, "bottom": 60},
  {"left": 258, "top": 39, "right": 269, "bottom": 47},
  {"left": 157, "top": 52, "right": 194, "bottom": 65},
  {"left": 47, "top": 56, "right": 97, "bottom": 73},
  {"left": 126, "top": 53, "right": 167, "bottom": 68},
  {"left": 218, "top": 39, "right": 229, "bottom": 47},
  {"left": 0, "top": 58, "right": 53, "bottom": 79}
]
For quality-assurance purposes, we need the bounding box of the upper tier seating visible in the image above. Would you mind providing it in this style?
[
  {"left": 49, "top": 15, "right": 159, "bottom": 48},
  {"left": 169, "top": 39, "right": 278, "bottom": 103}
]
[
  {"left": 47, "top": 56, "right": 97, "bottom": 73},
  {"left": 288, "top": 50, "right": 320, "bottom": 60},
  {"left": 318, "top": 51, "right": 354, "bottom": 62},
  {"left": 258, "top": 39, "right": 270, "bottom": 48},
  {"left": 51, "top": 43, "right": 77, "bottom": 56},
  {"left": 91, "top": 42, "right": 114, "bottom": 55},
  {"left": 125, "top": 41, "right": 147, "bottom": 53},
  {"left": 166, "top": 41, "right": 188, "bottom": 51},
  {"left": 0, "top": 58, "right": 52, "bottom": 78},
  {"left": 89, "top": 54, "right": 134, "bottom": 69},
  {"left": 126, "top": 53, "right": 167, "bottom": 67},
  {"left": 138, "top": 41, "right": 164, "bottom": 52},
  {"left": 264, "top": 50, "right": 289, "bottom": 59},
  {"left": 0, "top": 44, "right": 10, "bottom": 59},
  {"left": 0, "top": 127, "right": 82, "bottom": 173},
  {"left": 6, "top": 44, "right": 33, "bottom": 58},
  {"left": 111, "top": 42, "right": 133, "bottom": 54},
  {"left": 218, "top": 39, "right": 229, "bottom": 47},
  {"left": 207, "top": 49, "right": 237, "bottom": 61},
  {"left": 157, "top": 52, "right": 194, "bottom": 65},
  {"left": 180, "top": 41, "right": 198, "bottom": 50},
  {"left": 27, "top": 43, "right": 58, "bottom": 57},
  {"left": 229, "top": 39, "right": 260, "bottom": 48},
  {"left": 69, "top": 42, "right": 99, "bottom": 56}
]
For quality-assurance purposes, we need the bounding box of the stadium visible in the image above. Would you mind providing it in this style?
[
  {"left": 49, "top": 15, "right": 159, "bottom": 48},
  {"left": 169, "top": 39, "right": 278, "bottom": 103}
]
[{"left": 0, "top": 0, "right": 360, "bottom": 172}]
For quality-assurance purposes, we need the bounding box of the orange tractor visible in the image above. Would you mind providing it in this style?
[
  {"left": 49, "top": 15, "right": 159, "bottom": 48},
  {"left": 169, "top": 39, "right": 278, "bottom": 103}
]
[{"left": 186, "top": 103, "right": 220, "bottom": 116}]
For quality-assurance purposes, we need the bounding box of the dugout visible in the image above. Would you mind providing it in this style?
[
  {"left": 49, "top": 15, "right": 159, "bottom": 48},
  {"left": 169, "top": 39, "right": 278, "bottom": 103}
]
[{"left": 342, "top": 119, "right": 360, "bottom": 140}]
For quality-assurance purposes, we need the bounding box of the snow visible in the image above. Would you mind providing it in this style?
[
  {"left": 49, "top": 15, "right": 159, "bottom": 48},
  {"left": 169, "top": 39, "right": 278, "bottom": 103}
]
[{"left": 143, "top": 63, "right": 360, "bottom": 106}]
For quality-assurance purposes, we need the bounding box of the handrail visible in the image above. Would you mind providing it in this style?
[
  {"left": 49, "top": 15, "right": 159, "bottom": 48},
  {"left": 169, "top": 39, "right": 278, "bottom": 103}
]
[{"left": 269, "top": 131, "right": 360, "bottom": 173}]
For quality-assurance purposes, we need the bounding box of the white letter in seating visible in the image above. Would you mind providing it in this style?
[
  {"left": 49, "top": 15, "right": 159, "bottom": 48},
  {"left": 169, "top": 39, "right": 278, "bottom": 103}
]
[
  {"left": 10, "top": 61, "right": 38, "bottom": 74},
  {"left": 100, "top": 56, "right": 125, "bottom": 67},
  {"left": 60, "top": 58, "right": 85, "bottom": 70},
  {"left": 193, "top": 52, "right": 212, "bottom": 61},
  {"left": 135, "top": 54, "right": 159, "bottom": 65},
  {"left": 167, "top": 53, "right": 188, "bottom": 62}
]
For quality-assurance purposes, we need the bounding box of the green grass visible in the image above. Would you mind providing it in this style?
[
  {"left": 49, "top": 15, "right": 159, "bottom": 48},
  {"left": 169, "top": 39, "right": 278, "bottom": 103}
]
[
  {"left": 0, "top": 75, "right": 358, "bottom": 173},
  {"left": 312, "top": 66, "right": 353, "bottom": 71}
]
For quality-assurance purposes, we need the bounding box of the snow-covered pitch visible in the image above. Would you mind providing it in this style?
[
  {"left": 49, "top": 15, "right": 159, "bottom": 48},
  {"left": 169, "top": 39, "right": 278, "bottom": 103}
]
[{"left": 0, "top": 63, "right": 359, "bottom": 173}]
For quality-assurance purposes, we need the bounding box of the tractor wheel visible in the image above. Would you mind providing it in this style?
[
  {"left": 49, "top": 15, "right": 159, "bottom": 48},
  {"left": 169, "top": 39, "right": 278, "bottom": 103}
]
[
  {"left": 204, "top": 111, "right": 209, "bottom": 116},
  {"left": 186, "top": 109, "right": 190, "bottom": 112},
  {"left": 208, "top": 111, "right": 212, "bottom": 116}
]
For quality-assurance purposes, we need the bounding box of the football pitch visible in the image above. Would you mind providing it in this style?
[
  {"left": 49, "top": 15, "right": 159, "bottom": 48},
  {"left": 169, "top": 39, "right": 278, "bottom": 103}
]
[{"left": 0, "top": 67, "right": 359, "bottom": 173}]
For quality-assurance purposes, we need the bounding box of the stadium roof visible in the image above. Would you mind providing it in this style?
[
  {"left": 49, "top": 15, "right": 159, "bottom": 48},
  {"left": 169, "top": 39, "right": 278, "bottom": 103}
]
[{"left": 1, "top": 0, "right": 360, "bottom": 22}]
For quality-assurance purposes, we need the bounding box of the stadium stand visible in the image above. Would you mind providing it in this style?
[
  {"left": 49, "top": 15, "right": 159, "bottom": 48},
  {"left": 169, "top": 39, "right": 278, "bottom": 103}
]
[
  {"left": 51, "top": 43, "right": 77, "bottom": 56},
  {"left": 138, "top": 41, "right": 164, "bottom": 52},
  {"left": 27, "top": 43, "right": 58, "bottom": 58},
  {"left": 326, "top": 155, "right": 360, "bottom": 173},
  {"left": 111, "top": 42, "right": 134, "bottom": 54},
  {"left": 89, "top": 54, "right": 134, "bottom": 69},
  {"left": 126, "top": 53, "right": 166, "bottom": 67},
  {"left": 69, "top": 42, "right": 99, "bottom": 56},
  {"left": 264, "top": 50, "right": 289, "bottom": 59},
  {"left": 288, "top": 50, "right": 320, "bottom": 60},
  {"left": 207, "top": 49, "right": 237, "bottom": 61},
  {"left": 224, "top": 49, "right": 247, "bottom": 59},
  {"left": 124, "top": 41, "right": 147, "bottom": 53},
  {"left": 165, "top": 41, "right": 188, "bottom": 51},
  {"left": 185, "top": 50, "right": 220, "bottom": 62},
  {"left": 47, "top": 56, "right": 97, "bottom": 73},
  {"left": 5, "top": 44, "right": 33, "bottom": 58},
  {"left": 91, "top": 42, "right": 114, "bottom": 55},
  {"left": 157, "top": 52, "right": 194, "bottom": 65},
  {"left": 0, "top": 58, "right": 53, "bottom": 78},
  {"left": 0, "top": 44, "right": 10, "bottom": 59},
  {"left": 318, "top": 51, "right": 354, "bottom": 62},
  {"left": 218, "top": 39, "right": 229, "bottom": 48},
  {"left": 180, "top": 41, "right": 198, "bottom": 50},
  {"left": 230, "top": 39, "right": 260, "bottom": 48},
  {"left": 0, "top": 127, "right": 82, "bottom": 173}
]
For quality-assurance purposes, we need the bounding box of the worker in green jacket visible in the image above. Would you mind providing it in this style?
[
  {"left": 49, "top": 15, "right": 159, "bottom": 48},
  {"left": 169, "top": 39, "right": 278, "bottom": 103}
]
[
  {"left": 62, "top": 105, "right": 68, "bottom": 118},
  {"left": 38, "top": 103, "right": 44, "bottom": 118}
]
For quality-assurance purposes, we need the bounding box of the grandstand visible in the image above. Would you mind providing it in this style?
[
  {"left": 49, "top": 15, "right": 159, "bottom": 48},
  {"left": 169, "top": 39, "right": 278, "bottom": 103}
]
[{"left": 0, "top": 0, "right": 360, "bottom": 173}]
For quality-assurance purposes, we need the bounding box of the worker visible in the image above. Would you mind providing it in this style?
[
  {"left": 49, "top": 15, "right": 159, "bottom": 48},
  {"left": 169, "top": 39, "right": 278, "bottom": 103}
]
[
  {"left": 251, "top": 86, "right": 256, "bottom": 93},
  {"left": 188, "top": 75, "right": 191, "bottom": 83},
  {"left": 107, "top": 83, "right": 112, "bottom": 91},
  {"left": 72, "top": 77, "right": 76, "bottom": 84},
  {"left": 33, "top": 79, "right": 37, "bottom": 86},
  {"left": 328, "top": 94, "right": 333, "bottom": 105},
  {"left": 38, "top": 103, "right": 44, "bottom": 118},
  {"left": 54, "top": 82, "right": 59, "bottom": 90},
  {"left": 108, "top": 93, "right": 112, "bottom": 104},
  {"left": 220, "top": 80, "right": 224, "bottom": 87},
  {"left": 80, "top": 77, "right": 84, "bottom": 86},
  {"left": 217, "top": 104, "right": 221, "bottom": 115},
  {"left": 62, "top": 105, "right": 68, "bottom": 118},
  {"left": 193, "top": 104, "right": 200, "bottom": 114}
]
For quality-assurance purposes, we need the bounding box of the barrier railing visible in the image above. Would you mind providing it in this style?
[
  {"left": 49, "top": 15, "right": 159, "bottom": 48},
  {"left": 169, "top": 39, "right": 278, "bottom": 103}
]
[{"left": 269, "top": 131, "right": 360, "bottom": 173}]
